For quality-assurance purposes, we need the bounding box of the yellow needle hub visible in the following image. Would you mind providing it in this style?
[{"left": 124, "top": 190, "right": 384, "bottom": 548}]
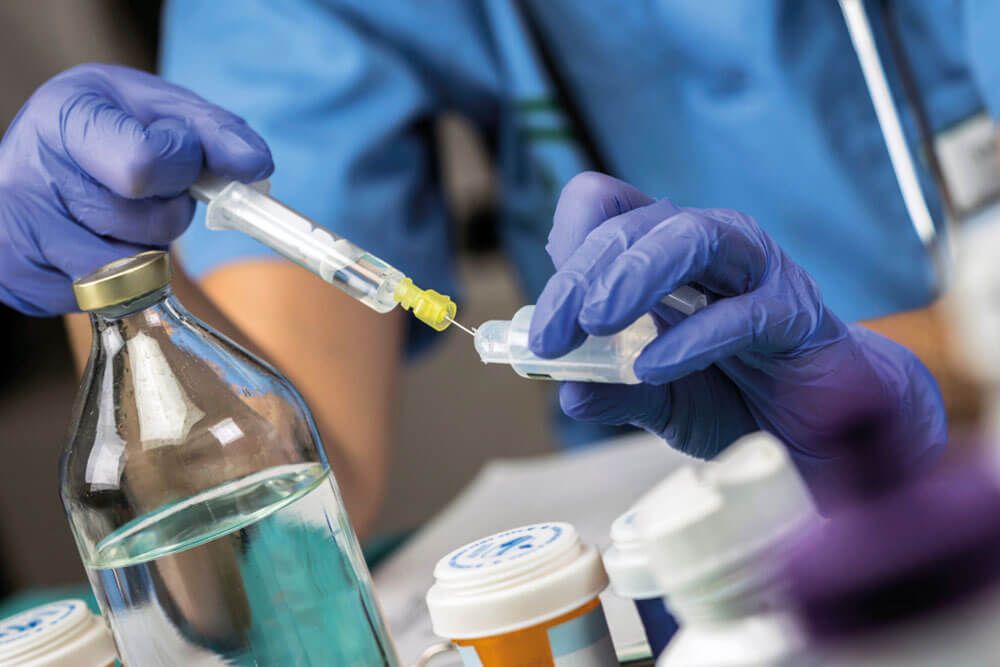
[{"left": 393, "top": 277, "right": 457, "bottom": 332}]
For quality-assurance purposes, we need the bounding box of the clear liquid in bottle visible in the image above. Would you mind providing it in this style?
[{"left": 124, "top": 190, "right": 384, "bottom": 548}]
[{"left": 86, "top": 464, "right": 393, "bottom": 666}]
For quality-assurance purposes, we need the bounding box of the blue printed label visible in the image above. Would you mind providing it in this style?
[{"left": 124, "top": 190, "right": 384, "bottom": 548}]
[
  {"left": 448, "top": 524, "right": 563, "bottom": 570},
  {"left": 457, "top": 644, "right": 485, "bottom": 667},
  {"left": 548, "top": 606, "right": 617, "bottom": 666},
  {"left": 0, "top": 600, "right": 79, "bottom": 645}
]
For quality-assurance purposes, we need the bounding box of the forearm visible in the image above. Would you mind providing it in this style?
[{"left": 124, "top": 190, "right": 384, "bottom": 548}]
[
  {"left": 859, "top": 300, "right": 983, "bottom": 428},
  {"left": 65, "top": 255, "right": 403, "bottom": 537}
]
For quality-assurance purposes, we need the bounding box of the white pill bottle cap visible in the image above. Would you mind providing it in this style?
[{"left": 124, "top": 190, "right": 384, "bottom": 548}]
[
  {"left": 603, "top": 473, "right": 691, "bottom": 600},
  {"left": 426, "top": 522, "right": 609, "bottom": 638},
  {"left": 0, "top": 599, "right": 117, "bottom": 667},
  {"left": 638, "top": 432, "right": 817, "bottom": 621}
]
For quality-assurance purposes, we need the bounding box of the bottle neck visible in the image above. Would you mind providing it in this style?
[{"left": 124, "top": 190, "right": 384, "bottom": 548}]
[{"left": 89, "top": 286, "right": 175, "bottom": 331}]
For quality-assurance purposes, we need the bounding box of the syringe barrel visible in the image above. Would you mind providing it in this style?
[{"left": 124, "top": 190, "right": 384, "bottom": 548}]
[{"left": 200, "top": 180, "right": 402, "bottom": 313}]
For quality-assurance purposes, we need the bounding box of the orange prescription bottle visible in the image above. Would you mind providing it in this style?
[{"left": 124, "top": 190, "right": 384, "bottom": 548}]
[{"left": 426, "top": 523, "right": 618, "bottom": 667}]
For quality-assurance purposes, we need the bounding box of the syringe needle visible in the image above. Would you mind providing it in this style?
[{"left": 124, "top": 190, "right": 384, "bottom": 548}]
[{"left": 445, "top": 316, "right": 477, "bottom": 337}]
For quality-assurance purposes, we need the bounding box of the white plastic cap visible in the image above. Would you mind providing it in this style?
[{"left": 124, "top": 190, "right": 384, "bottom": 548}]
[
  {"left": 603, "top": 470, "right": 702, "bottom": 600},
  {"left": 426, "top": 522, "right": 609, "bottom": 639},
  {"left": 0, "top": 600, "right": 116, "bottom": 667},
  {"left": 637, "top": 432, "right": 816, "bottom": 593}
]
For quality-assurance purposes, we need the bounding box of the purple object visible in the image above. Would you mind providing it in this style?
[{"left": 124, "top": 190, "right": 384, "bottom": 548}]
[{"left": 786, "top": 463, "right": 1000, "bottom": 640}]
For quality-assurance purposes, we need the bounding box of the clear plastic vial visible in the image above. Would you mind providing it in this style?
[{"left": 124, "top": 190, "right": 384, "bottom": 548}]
[
  {"left": 474, "top": 305, "right": 659, "bottom": 384},
  {"left": 61, "top": 251, "right": 399, "bottom": 666}
]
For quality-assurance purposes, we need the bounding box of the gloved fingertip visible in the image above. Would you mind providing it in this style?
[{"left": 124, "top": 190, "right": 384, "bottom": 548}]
[
  {"left": 578, "top": 303, "right": 619, "bottom": 337},
  {"left": 211, "top": 124, "right": 274, "bottom": 182},
  {"left": 633, "top": 352, "right": 680, "bottom": 387},
  {"left": 528, "top": 317, "right": 587, "bottom": 359},
  {"left": 529, "top": 273, "right": 589, "bottom": 358},
  {"left": 526, "top": 330, "right": 547, "bottom": 357},
  {"left": 527, "top": 314, "right": 552, "bottom": 357},
  {"left": 217, "top": 124, "right": 265, "bottom": 153},
  {"left": 579, "top": 269, "right": 635, "bottom": 336}
]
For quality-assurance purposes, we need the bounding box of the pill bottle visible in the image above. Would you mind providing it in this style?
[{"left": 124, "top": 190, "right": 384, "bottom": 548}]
[
  {"left": 637, "top": 432, "right": 820, "bottom": 667},
  {"left": 0, "top": 599, "right": 117, "bottom": 667},
  {"left": 426, "top": 522, "right": 618, "bottom": 667},
  {"left": 603, "top": 493, "right": 678, "bottom": 659}
]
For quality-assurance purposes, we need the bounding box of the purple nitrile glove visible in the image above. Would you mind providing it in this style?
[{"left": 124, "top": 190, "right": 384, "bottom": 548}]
[
  {"left": 0, "top": 63, "right": 273, "bottom": 316},
  {"left": 529, "top": 172, "right": 946, "bottom": 488}
]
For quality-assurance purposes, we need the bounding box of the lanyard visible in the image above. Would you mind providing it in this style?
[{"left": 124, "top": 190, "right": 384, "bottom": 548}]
[{"left": 838, "top": 0, "right": 952, "bottom": 290}]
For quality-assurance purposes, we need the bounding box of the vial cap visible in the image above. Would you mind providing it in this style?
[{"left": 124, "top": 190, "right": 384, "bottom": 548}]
[
  {"left": 427, "top": 523, "right": 609, "bottom": 638},
  {"left": 72, "top": 250, "right": 171, "bottom": 312},
  {"left": 0, "top": 599, "right": 116, "bottom": 667},
  {"left": 473, "top": 320, "right": 511, "bottom": 364},
  {"left": 637, "top": 432, "right": 816, "bottom": 592},
  {"left": 603, "top": 472, "right": 696, "bottom": 600}
]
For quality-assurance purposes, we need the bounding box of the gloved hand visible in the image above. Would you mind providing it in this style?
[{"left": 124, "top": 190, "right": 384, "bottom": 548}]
[
  {"left": 530, "top": 172, "right": 946, "bottom": 488},
  {"left": 0, "top": 63, "right": 273, "bottom": 315}
]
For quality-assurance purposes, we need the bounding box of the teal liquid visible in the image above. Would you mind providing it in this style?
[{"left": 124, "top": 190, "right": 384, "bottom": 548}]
[{"left": 86, "top": 463, "right": 397, "bottom": 666}]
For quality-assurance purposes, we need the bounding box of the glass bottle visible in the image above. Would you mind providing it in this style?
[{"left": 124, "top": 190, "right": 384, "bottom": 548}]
[{"left": 61, "top": 251, "right": 399, "bottom": 666}]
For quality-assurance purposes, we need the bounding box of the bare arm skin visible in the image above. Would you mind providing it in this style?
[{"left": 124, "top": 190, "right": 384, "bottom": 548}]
[
  {"left": 66, "top": 256, "right": 404, "bottom": 537},
  {"left": 860, "top": 299, "right": 983, "bottom": 429}
]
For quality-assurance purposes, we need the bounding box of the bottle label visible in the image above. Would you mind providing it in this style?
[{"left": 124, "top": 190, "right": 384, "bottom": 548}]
[
  {"left": 454, "top": 599, "right": 617, "bottom": 667},
  {"left": 0, "top": 601, "right": 78, "bottom": 645}
]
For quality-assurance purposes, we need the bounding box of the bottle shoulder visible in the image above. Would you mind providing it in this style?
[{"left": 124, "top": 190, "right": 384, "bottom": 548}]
[{"left": 62, "top": 299, "right": 328, "bottom": 560}]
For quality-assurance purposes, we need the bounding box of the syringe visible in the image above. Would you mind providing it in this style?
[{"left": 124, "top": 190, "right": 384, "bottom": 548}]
[{"left": 190, "top": 175, "right": 462, "bottom": 332}]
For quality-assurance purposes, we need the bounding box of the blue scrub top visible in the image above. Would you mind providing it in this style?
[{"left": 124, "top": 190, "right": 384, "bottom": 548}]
[{"left": 161, "top": 0, "right": 998, "bottom": 442}]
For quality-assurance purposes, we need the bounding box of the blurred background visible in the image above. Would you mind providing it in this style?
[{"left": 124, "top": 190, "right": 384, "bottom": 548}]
[{"left": 0, "top": 1, "right": 558, "bottom": 596}]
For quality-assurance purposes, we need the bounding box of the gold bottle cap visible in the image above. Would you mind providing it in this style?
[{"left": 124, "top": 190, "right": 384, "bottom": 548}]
[{"left": 72, "top": 251, "right": 172, "bottom": 311}]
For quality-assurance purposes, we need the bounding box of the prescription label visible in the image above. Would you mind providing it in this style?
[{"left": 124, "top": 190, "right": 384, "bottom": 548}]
[{"left": 454, "top": 598, "right": 617, "bottom": 667}]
